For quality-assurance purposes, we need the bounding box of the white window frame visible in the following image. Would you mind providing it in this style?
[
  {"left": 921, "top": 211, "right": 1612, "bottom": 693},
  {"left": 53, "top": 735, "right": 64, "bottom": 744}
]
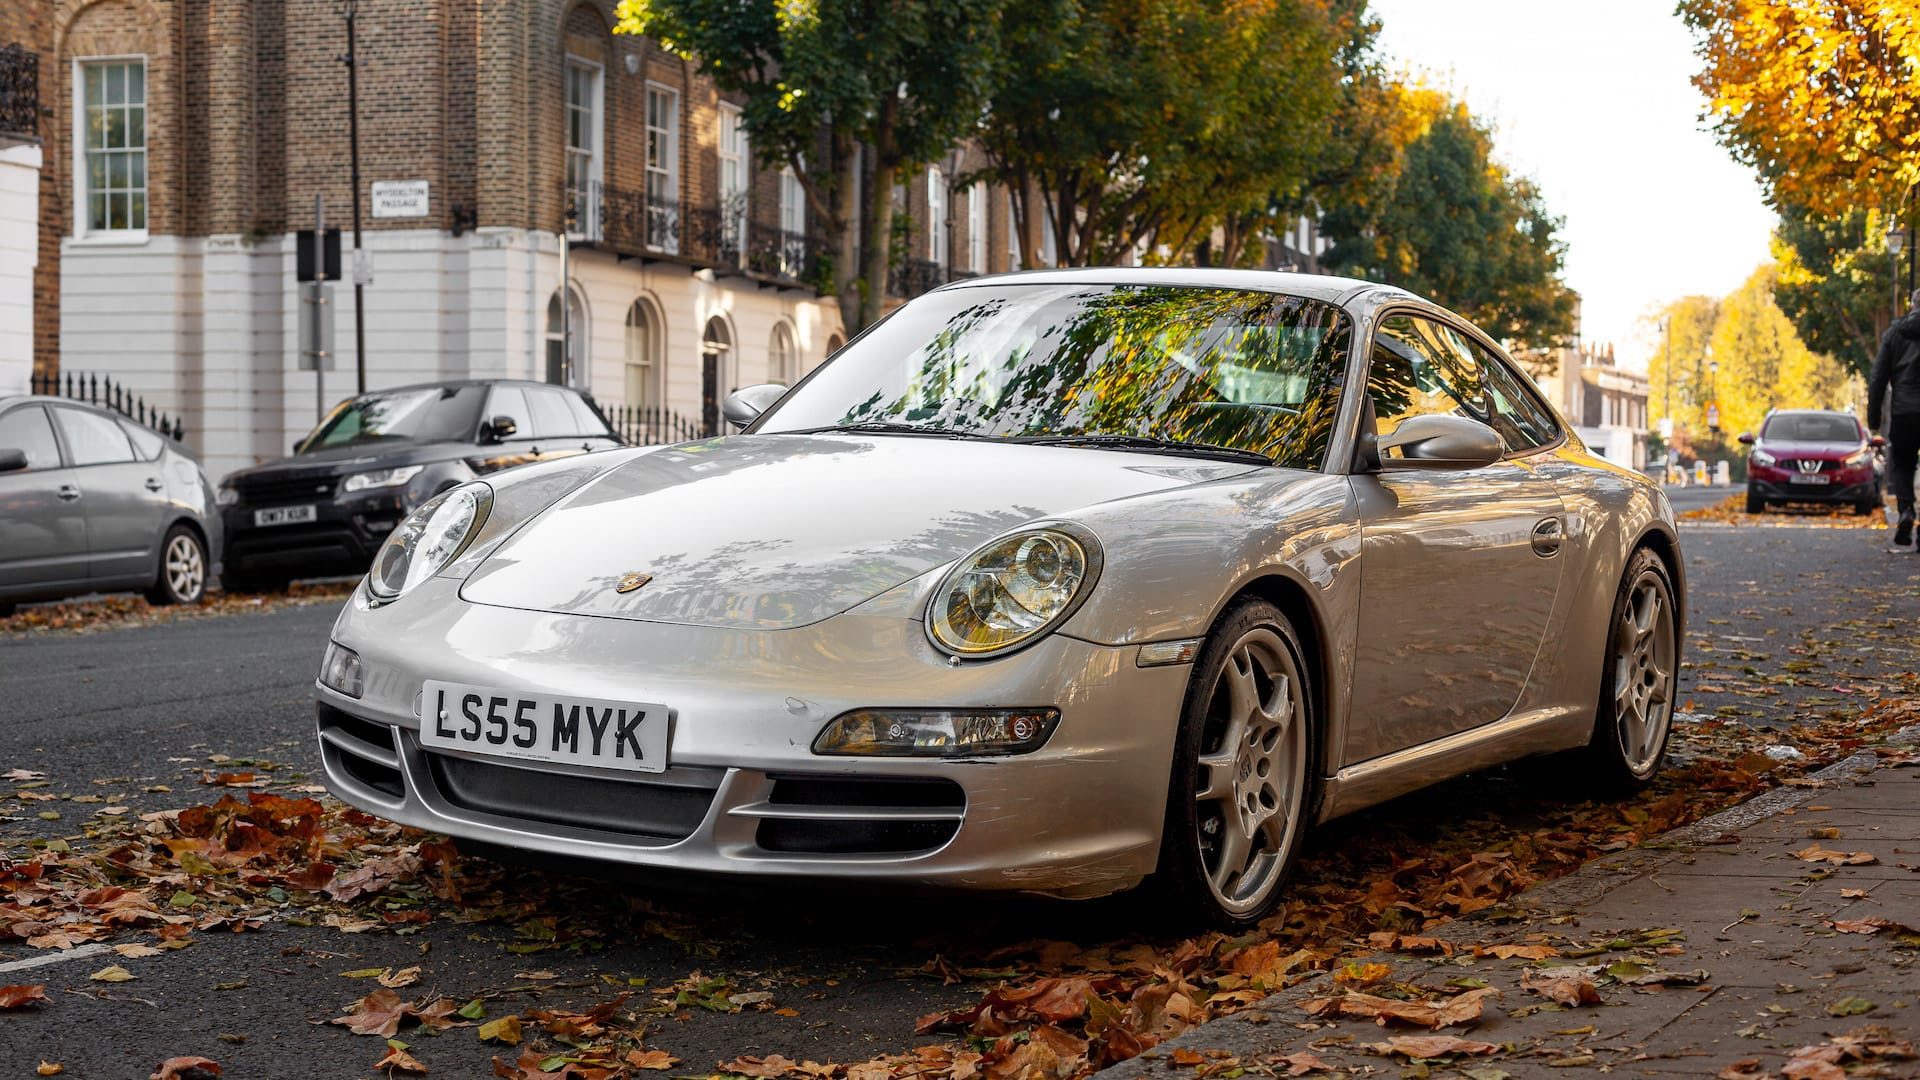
[
  {"left": 563, "top": 56, "right": 604, "bottom": 241},
  {"left": 71, "top": 54, "right": 150, "bottom": 244},
  {"left": 717, "top": 102, "right": 749, "bottom": 259},
  {"left": 644, "top": 81, "right": 681, "bottom": 254},
  {"left": 926, "top": 167, "right": 948, "bottom": 267},
  {"left": 624, "top": 298, "right": 664, "bottom": 409},
  {"left": 769, "top": 321, "right": 799, "bottom": 385},
  {"left": 968, "top": 181, "right": 987, "bottom": 274},
  {"left": 778, "top": 164, "right": 807, "bottom": 278}
]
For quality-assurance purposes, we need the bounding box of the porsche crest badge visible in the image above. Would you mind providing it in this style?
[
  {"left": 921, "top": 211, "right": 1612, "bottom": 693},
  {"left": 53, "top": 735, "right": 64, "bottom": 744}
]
[{"left": 614, "top": 572, "right": 653, "bottom": 595}]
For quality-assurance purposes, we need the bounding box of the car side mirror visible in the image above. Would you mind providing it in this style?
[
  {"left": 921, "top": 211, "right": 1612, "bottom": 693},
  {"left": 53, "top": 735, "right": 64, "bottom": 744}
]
[
  {"left": 485, "top": 415, "right": 519, "bottom": 442},
  {"left": 1378, "top": 414, "right": 1504, "bottom": 470},
  {"left": 1869, "top": 435, "right": 1887, "bottom": 449},
  {"left": 1737, "top": 432, "right": 1755, "bottom": 445},
  {"left": 721, "top": 383, "right": 789, "bottom": 431},
  {"left": 0, "top": 448, "right": 26, "bottom": 473}
]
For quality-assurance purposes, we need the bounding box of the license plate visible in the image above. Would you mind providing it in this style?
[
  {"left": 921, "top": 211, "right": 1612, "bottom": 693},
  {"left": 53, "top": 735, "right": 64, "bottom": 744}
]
[
  {"left": 254, "top": 504, "right": 317, "bottom": 526},
  {"left": 419, "top": 680, "right": 669, "bottom": 774},
  {"left": 1789, "top": 474, "right": 1831, "bottom": 485}
]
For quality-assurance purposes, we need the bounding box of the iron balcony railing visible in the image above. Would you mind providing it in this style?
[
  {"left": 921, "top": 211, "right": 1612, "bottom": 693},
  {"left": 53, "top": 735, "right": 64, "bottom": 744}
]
[
  {"left": 29, "top": 371, "right": 187, "bottom": 442},
  {"left": 0, "top": 44, "right": 38, "bottom": 145},
  {"left": 579, "top": 184, "right": 826, "bottom": 290}
]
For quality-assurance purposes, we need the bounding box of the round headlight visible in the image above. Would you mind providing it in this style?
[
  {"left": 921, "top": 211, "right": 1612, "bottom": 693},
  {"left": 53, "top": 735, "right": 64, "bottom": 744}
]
[
  {"left": 927, "top": 526, "right": 1100, "bottom": 657},
  {"left": 368, "top": 483, "right": 490, "bottom": 600}
]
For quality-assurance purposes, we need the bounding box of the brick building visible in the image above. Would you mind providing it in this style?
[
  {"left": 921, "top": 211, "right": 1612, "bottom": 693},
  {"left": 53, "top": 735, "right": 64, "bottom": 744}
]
[{"left": 2, "top": 0, "right": 1028, "bottom": 478}]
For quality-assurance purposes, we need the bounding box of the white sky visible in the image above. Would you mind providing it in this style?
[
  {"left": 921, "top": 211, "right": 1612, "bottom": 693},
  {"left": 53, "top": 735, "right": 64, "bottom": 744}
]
[{"left": 1368, "top": 0, "right": 1777, "bottom": 369}]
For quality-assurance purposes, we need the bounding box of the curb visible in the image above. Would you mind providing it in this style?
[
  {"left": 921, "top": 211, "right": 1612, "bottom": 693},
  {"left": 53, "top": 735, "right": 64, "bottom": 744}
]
[{"left": 1095, "top": 723, "right": 1920, "bottom": 1078}]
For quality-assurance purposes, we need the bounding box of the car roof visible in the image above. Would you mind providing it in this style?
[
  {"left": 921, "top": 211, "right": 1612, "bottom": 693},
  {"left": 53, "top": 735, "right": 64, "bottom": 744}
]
[
  {"left": 346, "top": 378, "right": 570, "bottom": 397},
  {"left": 933, "top": 266, "right": 1414, "bottom": 307}
]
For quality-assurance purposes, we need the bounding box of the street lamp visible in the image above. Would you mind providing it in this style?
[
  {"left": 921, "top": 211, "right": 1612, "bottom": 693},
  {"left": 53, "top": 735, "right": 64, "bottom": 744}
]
[
  {"left": 1890, "top": 217, "right": 1909, "bottom": 317},
  {"left": 337, "top": 0, "right": 367, "bottom": 393}
]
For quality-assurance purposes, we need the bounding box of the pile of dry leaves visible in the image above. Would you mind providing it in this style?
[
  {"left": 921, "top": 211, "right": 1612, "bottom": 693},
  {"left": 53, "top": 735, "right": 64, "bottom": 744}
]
[
  {"left": 0, "top": 581, "right": 356, "bottom": 637},
  {"left": 1679, "top": 494, "right": 1888, "bottom": 529}
]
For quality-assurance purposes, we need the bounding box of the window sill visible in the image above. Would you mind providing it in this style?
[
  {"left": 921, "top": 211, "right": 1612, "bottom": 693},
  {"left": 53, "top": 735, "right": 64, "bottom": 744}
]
[{"left": 67, "top": 231, "right": 152, "bottom": 248}]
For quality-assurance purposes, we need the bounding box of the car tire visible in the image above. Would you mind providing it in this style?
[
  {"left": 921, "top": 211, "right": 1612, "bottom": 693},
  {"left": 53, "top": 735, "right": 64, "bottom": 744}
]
[
  {"left": 1154, "top": 598, "right": 1315, "bottom": 930},
  {"left": 1582, "top": 547, "right": 1679, "bottom": 791},
  {"left": 1744, "top": 490, "right": 1764, "bottom": 514},
  {"left": 145, "top": 525, "right": 208, "bottom": 606},
  {"left": 0, "top": 602, "right": 15, "bottom": 619}
]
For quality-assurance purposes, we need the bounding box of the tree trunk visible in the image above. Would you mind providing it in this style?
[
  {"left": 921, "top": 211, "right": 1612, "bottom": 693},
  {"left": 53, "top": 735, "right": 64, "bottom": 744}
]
[
  {"left": 830, "top": 137, "right": 863, "bottom": 338},
  {"left": 861, "top": 158, "right": 898, "bottom": 329}
]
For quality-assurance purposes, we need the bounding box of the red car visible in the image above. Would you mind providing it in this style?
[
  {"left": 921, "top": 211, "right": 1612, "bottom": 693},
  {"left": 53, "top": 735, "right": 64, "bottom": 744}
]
[{"left": 1740, "top": 409, "right": 1884, "bottom": 514}]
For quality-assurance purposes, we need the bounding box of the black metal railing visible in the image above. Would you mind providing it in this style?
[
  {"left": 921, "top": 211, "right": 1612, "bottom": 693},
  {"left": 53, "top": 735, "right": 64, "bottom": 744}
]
[
  {"left": 29, "top": 371, "right": 186, "bottom": 441},
  {"left": 0, "top": 44, "right": 37, "bottom": 144},
  {"left": 744, "top": 222, "right": 823, "bottom": 287},
  {"left": 589, "top": 184, "right": 827, "bottom": 290},
  {"left": 888, "top": 257, "right": 952, "bottom": 300},
  {"left": 596, "top": 402, "right": 704, "bottom": 447}
]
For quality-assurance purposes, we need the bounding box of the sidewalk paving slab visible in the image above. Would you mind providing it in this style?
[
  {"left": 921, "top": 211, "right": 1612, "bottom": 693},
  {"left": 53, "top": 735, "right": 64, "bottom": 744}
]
[{"left": 1098, "top": 733, "right": 1920, "bottom": 1080}]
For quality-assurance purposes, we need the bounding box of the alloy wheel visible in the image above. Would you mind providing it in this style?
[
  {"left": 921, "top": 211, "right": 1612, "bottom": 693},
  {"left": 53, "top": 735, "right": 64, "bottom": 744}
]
[
  {"left": 1193, "top": 627, "right": 1306, "bottom": 917},
  {"left": 1611, "top": 571, "right": 1675, "bottom": 776},
  {"left": 165, "top": 533, "right": 205, "bottom": 602}
]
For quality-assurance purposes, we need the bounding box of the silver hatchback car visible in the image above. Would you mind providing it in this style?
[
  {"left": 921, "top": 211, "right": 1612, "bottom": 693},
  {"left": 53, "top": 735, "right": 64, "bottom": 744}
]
[{"left": 0, "top": 395, "right": 222, "bottom": 615}]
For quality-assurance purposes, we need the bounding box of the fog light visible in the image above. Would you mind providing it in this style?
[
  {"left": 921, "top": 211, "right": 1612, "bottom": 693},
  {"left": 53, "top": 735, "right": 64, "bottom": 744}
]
[
  {"left": 812, "top": 708, "right": 1060, "bottom": 757},
  {"left": 319, "top": 641, "right": 364, "bottom": 698}
]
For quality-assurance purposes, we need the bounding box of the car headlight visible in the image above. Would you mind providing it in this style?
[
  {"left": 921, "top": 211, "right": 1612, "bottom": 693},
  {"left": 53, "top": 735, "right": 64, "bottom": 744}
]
[
  {"left": 216, "top": 484, "right": 238, "bottom": 507},
  {"left": 1751, "top": 450, "right": 1776, "bottom": 467},
  {"left": 1844, "top": 449, "right": 1871, "bottom": 468},
  {"left": 926, "top": 526, "right": 1100, "bottom": 658},
  {"left": 368, "top": 483, "right": 490, "bottom": 600},
  {"left": 343, "top": 465, "right": 425, "bottom": 493}
]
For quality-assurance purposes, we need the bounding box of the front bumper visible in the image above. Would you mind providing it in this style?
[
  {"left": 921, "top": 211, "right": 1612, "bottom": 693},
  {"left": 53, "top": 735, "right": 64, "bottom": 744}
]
[
  {"left": 1748, "top": 471, "right": 1877, "bottom": 504},
  {"left": 315, "top": 579, "right": 1191, "bottom": 898},
  {"left": 224, "top": 492, "right": 408, "bottom": 576}
]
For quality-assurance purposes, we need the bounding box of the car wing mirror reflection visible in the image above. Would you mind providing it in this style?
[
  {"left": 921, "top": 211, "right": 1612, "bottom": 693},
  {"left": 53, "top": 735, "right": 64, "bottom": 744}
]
[
  {"left": 722, "top": 383, "right": 790, "bottom": 432},
  {"left": 1377, "top": 414, "right": 1504, "bottom": 470},
  {"left": 485, "top": 415, "right": 518, "bottom": 442},
  {"left": 0, "top": 448, "right": 27, "bottom": 473}
]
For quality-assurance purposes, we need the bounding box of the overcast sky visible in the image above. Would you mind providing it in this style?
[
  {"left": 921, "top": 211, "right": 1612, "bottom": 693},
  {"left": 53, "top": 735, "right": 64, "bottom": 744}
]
[{"left": 1368, "top": 0, "right": 1778, "bottom": 369}]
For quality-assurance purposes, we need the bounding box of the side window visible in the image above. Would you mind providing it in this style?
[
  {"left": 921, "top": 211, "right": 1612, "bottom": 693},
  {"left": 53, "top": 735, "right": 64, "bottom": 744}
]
[
  {"left": 564, "top": 391, "right": 615, "bottom": 438},
  {"left": 526, "top": 388, "right": 579, "bottom": 439},
  {"left": 53, "top": 407, "right": 135, "bottom": 466},
  {"left": 120, "top": 419, "right": 166, "bottom": 460},
  {"left": 0, "top": 406, "right": 63, "bottom": 470},
  {"left": 1367, "top": 315, "right": 1484, "bottom": 450},
  {"left": 485, "top": 387, "right": 532, "bottom": 440},
  {"left": 1465, "top": 338, "right": 1560, "bottom": 452}
]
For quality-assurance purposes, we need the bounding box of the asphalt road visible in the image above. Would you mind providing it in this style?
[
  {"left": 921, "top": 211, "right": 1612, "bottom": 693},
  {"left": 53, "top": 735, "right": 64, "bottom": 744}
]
[{"left": 2, "top": 490, "right": 1916, "bottom": 1078}]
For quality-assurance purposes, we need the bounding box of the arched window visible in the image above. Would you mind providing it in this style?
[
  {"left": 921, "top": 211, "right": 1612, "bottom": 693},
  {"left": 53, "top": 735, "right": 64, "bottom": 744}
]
[
  {"left": 700, "top": 316, "right": 733, "bottom": 436},
  {"left": 826, "top": 333, "right": 844, "bottom": 357},
  {"left": 624, "top": 298, "right": 663, "bottom": 407},
  {"left": 545, "top": 286, "right": 587, "bottom": 386},
  {"left": 768, "top": 322, "right": 799, "bottom": 385}
]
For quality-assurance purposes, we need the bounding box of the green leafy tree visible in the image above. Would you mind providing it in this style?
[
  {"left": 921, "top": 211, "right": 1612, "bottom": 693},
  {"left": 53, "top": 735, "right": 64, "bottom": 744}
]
[
  {"left": 975, "top": 0, "right": 1349, "bottom": 269},
  {"left": 1771, "top": 205, "right": 1903, "bottom": 376},
  {"left": 612, "top": 0, "right": 1015, "bottom": 332},
  {"left": 1320, "top": 102, "right": 1578, "bottom": 351}
]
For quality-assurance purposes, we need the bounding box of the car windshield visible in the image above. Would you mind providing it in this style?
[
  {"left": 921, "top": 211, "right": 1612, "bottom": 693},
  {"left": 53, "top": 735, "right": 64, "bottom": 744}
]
[
  {"left": 1763, "top": 413, "right": 1859, "bottom": 443},
  {"left": 298, "top": 386, "right": 486, "bottom": 452},
  {"left": 754, "top": 283, "right": 1352, "bottom": 468}
]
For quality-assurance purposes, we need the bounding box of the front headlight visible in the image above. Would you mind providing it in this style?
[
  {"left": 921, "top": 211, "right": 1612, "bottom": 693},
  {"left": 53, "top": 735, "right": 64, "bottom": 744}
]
[
  {"left": 368, "top": 483, "right": 490, "bottom": 600},
  {"left": 1751, "top": 450, "right": 1776, "bottom": 467},
  {"left": 343, "top": 465, "right": 425, "bottom": 493},
  {"left": 927, "top": 526, "right": 1101, "bottom": 658},
  {"left": 216, "top": 484, "right": 238, "bottom": 507},
  {"left": 1844, "top": 449, "right": 1872, "bottom": 468}
]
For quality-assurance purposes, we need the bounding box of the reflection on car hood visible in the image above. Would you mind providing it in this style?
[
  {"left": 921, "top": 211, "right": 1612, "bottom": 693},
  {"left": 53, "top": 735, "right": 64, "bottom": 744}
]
[
  {"left": 1757, "top": 439, "right": 1863, "bottom": 459},
  {"left": 459, "top": 433, "right": 1259, "bottom": 629}
]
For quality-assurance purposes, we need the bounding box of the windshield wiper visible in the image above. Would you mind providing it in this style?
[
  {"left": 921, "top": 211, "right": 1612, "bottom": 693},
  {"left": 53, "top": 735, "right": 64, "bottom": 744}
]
[
  {"left": 1012, "top": 434, "right": 1275, "bottom": 466},
  {"left": 789, "top": 421, "right": 995, "bottom": 440}
]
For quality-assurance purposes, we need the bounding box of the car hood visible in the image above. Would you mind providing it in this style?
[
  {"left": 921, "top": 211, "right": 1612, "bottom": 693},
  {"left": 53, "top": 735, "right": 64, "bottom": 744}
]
[
  {"left": 223, "top": 441, "right": 472, "bottom": 484},
  {"left": 458, "top": 433, "right": 1260, "bottom": 629},
  {"left": 1756, "top": 439, "right": 1862, "bottom": 460}
]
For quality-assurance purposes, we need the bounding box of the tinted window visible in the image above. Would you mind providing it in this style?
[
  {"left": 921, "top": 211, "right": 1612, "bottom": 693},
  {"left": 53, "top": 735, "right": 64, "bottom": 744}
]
[
  {"left": 54, "top": 406, "right": 135, "bottom": 465},
  {"left": 486, "top": 387, "right": 532, "bottom": 440},
  {"left": 298, "top": 385, "right": 487, "bottom": 452},
  {"left": 121, "top": 419, "right": 166, "bottom": 460},
  {"left": 526, "top": 388, "right": 581, "bottom": 438},
  {"left": 1368, "top": 315, "right": 1555, "bottom": 456},
  {"left": 564, "top": 391, "right": 615, "bottom": 438},
  {"left": 0, "top": 406, "right": 62, "bottom": 470},
  {"left": 756, "top": 284, "right": 1352, "bottom": 469},
  {"left": 1762, "top": 413, "right": 1860, "bottom": 443}
]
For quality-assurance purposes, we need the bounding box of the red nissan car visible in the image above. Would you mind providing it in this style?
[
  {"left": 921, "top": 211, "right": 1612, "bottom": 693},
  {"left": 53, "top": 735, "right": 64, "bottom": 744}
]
[{"left": 1740, "top": 409, "right": 1884, "bottom": 514}]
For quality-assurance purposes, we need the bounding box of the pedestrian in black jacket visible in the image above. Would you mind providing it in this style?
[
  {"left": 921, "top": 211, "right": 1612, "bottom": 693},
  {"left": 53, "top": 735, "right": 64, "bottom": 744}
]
[{"left": 1869, "top": 290, "right": 1920, "bottom": 549}]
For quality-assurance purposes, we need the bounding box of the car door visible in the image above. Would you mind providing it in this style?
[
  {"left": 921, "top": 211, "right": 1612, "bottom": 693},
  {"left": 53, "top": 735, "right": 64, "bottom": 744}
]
[
  {"left": 50, "top": 404, "right": 169, "bottom": 585},
  {"left": 0, "top": 403, "right": 90, "bottom": 593},
  {"left": 1346, "top": 313, "right": 1568, "bottom": 759}
]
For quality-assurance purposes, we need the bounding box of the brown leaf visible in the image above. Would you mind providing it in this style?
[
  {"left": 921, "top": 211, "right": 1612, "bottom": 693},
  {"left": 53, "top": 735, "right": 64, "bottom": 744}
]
[
  {"left": 722, "top": 1055, "right": 800, "bottom": 1078},
  {"left": 1792, "top": 846, "right": 1878, "bottom": 866},
  {"left": 1275, "top": 1051, "right": 1333, "bottom": 1076},
  {"left": 36, "top": 1063, "right": 62, "bottom": 1076},
  {"left": 1522, "top": 967, "right": 1603, "bottom": 1007},
  {"left": 150, "top": 1058, "right": 222, "bottom": 1080},
  {"left": 1826, "top": 917, "right": 1916, "bottom": 936},
  {"left": 626, "top": 1050, "right": 678, "bottom": 1071},
  {"left": 478, "top": 1015, "right": 522, "bottom": 1046},
  {"left": 330, "top": 990, "right": 463, "bottom": 1038},
  {"left": 378, "top": 966, "right": 422, "bottom": 989},
  {"left": 1716, "top": 1059, "right": 1770, "bottom": 1080},
  {"left": 1363, "top": 1035, "right": 1502, "bottom": 1059},
  {"left": 374, "top": 1045, "right": 430, "bottom": 1075},
  {"left": 1484, "top": 944, "right": 1559, "bottom": 960},
  {"left": 1301, "top": 986, "right": 1498, "bottom": 1029},
  {"left": 0, "top": 984, "right": 49, "bottom": 1010}
]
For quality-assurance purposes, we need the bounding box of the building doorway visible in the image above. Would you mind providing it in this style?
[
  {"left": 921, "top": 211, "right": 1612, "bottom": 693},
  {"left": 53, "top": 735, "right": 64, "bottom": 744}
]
[
  {"left": 700, "top": 316, "right": 732, "bottom": 436},
  {"left": 545, "top": 286, "right": 587, "bottom": 386}
]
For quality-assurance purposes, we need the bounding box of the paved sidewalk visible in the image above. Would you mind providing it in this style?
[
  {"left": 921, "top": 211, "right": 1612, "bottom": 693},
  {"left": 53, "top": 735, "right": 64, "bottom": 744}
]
[{"left": 1105, "top": 732, "right": 1920, "bottom": 1079}]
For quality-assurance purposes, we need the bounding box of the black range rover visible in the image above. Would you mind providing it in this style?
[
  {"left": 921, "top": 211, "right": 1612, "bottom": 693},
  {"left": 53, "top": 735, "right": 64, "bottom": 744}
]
[{"left": 218, "top": 379, "right": 621, "bottom": 591}]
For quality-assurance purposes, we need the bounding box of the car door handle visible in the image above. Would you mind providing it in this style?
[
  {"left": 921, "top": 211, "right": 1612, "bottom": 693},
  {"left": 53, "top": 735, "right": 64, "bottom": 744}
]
[
  {"left": 1530, "top": 516, "right": 1563, "bottom": 556},
  {"left": 57, "top": 484, "right": 82, "bottom": 502},
  {"left": 144, "top": 478, "right": 164, "bottom": 492}
]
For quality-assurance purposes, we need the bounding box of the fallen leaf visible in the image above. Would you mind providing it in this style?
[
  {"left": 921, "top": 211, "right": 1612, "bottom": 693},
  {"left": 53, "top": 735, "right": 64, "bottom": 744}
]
[
  {"left": 1301, "top": 986, "right": 1499, "bottom": 1028},
  {"left": 1826, "top": 996, "right": 1876, "bottom": 1017},
  {"left": 89, "top": 964, "right": 136, "bottom": 983},
  {"left": 626, "top": 1049, "right": 678, "bottom": 1070},
  {"left": 1793, "top": 846, "right": 1878, "bottom": 866},
  {"left": 36, "top": 1064, "right": 62, "bottom": 1076},
  {"left": 0, "top": 984, "right": 49, "bottom": 1009},
  {"left": 723, "top": 1055, "right": 803, "bottom": 1078},
  {"left": 477, "top": 1015, "right": 522, "bottom": 1046},
  {"left": 1484, "top": 944, "right": 1559, "bottom": 960},
  {"left": 378, "top": 966, "right": 422, "bottom": 989},
  {"left": 1364, "top": 1035, "right": 1502, "bottom": 1059},
  {"left": 114, "top": 944, "right": 164, "bottom": 959},
  {"left": 150, "top": 1058, "right": 221, "bottom": 1080},
  {"left": 1275, "top": 1051, "right": 1333, "bottom": 1076},
  {"left": 1521, "top": 967, "right": 1602, "bottom": 1007},
  {"left": 373, "top": 1044, "right": 429, "bottom": 1075}
]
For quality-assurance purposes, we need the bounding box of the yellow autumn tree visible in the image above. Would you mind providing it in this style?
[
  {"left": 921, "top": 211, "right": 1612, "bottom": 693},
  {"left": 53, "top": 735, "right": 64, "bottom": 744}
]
[
  {"left": 1680, "top": 0, "right": 1920, "bottom": 214},
  {"left": 1708, "top": 266, "right": 1854, "bottom": 440}
]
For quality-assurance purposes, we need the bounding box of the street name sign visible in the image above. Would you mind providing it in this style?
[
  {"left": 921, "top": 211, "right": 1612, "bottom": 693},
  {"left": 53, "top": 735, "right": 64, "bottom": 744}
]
[{"left": 371, "top": 180, "right": 430, "bottom": 219}]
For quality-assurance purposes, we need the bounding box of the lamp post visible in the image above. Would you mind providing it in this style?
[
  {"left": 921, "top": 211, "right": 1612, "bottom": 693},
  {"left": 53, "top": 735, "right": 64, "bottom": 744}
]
[
  {"left": 1706, "top": 347, "right": 1720, "bottom": 435},
  {"left": 338, "top": 0, "right": 367, "bottom": 394},
  {"left": 1888, "top": 218, "right": 1906, "bottom": 319}
]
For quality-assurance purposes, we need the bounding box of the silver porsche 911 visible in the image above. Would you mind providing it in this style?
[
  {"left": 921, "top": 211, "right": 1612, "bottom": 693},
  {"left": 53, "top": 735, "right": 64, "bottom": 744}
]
[{"left": 314, "top": 268, "right": 1683, "bottom": 926}]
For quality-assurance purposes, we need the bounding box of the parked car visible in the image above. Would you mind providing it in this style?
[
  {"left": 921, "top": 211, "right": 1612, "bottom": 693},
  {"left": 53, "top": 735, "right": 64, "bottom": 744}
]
[
  {"left": 313, "top": 269, "right": 1684, "bottom": 926},
  {"left": 218, "top": 380, "right": 621, "bottom": 592},
  {"left": 0, "top": 395, "right": 221, "bottom": 615},
  {"left": 1738, "top": 408, "right": 1883, "bottom": 514}
]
